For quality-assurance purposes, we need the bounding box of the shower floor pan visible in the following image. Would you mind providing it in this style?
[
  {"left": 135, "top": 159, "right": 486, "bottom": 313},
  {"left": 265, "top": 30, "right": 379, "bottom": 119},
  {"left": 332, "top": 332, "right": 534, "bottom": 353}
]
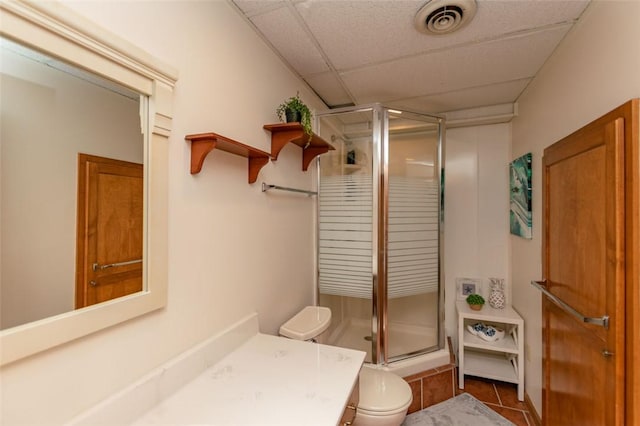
[{"left": 328, "top": 318, "right": 438, "bottom": 363}]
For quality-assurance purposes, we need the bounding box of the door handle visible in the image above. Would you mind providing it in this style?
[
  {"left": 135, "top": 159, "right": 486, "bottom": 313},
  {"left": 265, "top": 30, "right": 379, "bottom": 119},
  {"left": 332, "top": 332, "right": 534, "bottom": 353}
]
[
  {"left": 93, "top": 259, "right": 142, "bottom": 271},
  {"left": 531, "top": 280, "right": 609, "bottom": 329}
]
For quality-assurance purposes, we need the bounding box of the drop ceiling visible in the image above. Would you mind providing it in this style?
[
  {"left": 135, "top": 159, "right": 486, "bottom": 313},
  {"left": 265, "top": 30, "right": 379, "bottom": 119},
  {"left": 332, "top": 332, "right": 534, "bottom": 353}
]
[{"left": 230, "top": 0, "right": 590, "bottom": 116}]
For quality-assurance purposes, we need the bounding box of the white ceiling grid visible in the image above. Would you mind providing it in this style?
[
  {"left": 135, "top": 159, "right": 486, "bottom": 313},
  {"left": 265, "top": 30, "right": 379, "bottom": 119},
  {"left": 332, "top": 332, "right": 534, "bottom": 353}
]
[{"left": 232, "top": 0, "right": 590, "bottom": 114}]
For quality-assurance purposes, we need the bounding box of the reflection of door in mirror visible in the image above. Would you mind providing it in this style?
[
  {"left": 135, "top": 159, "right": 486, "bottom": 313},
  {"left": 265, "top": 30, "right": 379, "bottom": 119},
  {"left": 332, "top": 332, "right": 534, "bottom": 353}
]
[
  {"left": 75, "top": 154, "right": 143, "bottom": 308},
  {"left": 0, "top": 37, "right": 144, "bottom": 329}
]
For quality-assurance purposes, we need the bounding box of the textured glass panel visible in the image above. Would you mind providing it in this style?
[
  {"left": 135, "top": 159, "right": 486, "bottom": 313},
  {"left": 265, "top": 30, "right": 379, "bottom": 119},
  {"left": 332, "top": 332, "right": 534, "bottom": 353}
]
[
  {"left": 318, "top": 109, "right": 374, "bottom": 361},
  {"left": 386, "top": 113, "right": 440, "bottom": 358}
]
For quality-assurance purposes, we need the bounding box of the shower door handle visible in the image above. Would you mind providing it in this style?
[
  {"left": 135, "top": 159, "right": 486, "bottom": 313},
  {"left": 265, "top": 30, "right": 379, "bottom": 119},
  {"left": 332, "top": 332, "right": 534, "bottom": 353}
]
[{"left": 531, "top": 280, "right": 609, "bottom": 329}]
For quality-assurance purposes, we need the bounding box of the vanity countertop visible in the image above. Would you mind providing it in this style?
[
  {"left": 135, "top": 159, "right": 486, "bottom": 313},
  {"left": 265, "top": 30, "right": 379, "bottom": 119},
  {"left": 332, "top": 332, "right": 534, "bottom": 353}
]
[{"left": 132, "top": 333, "right": 365, "bottom": 425}]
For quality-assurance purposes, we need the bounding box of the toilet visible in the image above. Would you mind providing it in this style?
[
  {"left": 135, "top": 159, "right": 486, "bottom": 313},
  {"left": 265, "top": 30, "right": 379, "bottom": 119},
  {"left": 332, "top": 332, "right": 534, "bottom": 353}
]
[
  {"left": 280, "top": 306, "right": 412, "bottom": 426},
  {"left": 354, "top": 366, "right": 412, "bottom": 426}
]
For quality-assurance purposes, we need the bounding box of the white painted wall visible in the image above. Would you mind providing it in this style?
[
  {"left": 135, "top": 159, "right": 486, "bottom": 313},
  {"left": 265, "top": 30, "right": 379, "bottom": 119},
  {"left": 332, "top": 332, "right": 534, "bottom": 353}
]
[
  {"left": 444, "top": 123, "right": 511, "bottom": 343},
  {"left": 511, "top": 0, "right": 640, "bottom": 416},
  {"left": 0, "top": 2, "right": 322, "bottom": 424}
]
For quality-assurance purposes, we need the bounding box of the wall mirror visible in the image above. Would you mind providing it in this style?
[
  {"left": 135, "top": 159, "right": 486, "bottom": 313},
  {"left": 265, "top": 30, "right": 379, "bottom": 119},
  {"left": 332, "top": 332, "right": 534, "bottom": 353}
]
[
  {"left": 0, "top": 1, "right": 177, "bottom": 366},
  {"left": 1, "top": 37, "right": 145, "bottom": 329}
]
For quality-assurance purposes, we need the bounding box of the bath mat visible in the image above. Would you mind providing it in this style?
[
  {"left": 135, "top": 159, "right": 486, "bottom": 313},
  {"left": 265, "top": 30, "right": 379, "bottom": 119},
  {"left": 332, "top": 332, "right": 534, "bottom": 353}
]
[{"left": 401, "top": 393, "right": 515, "bottom": 426}]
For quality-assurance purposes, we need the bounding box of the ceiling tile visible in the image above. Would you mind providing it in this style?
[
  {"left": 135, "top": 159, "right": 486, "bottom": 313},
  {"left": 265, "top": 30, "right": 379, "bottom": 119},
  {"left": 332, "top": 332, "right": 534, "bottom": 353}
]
[
  {"left": 232, "top": 0, "right": 285, "bottom": 17},
  {"left": 250, "top": 6, "right": 330, "bottom": 75},
  {"left": 295, "top": 0, "right": 588, "bottom": 70},
  {"left": 295, "top": 0, "right": 432, "bottom": 70},
  {"left": 340, "top": 24, "right": 570, "bottom": 104},
  {"left": 231, "top": 0, "right": 590, "bottom": 115},
  {"left": 468, "top": 0, "right": 589, "bottom": 36},
  {"left": 384, "top": 79, "right": 531, "bottom": 114},
  {"left": 303, "top": 72, "right": 354, "bottom": 107}
]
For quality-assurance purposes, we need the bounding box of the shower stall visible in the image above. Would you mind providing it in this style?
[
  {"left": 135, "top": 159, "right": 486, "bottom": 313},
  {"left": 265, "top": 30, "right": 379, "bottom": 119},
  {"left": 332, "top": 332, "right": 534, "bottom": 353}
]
[{"left": 315, "top": 104, "right": 444, "bottom": 366}]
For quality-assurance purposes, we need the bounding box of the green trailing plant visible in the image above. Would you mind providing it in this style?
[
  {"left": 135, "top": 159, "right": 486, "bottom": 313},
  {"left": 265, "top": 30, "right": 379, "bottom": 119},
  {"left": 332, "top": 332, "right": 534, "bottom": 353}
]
[
  {"left": 466, "top": 293, "right": 485, "bottom": 306},
  {"left": 276, "top": 92, "right": 313, "bottom": 138}
]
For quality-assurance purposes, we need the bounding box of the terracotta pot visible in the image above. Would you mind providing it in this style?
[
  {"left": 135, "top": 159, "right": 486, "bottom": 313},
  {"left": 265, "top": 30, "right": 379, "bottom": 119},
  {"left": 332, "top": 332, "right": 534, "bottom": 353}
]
[{"left": 469, "top": 303, "right": 483, "bottom": 311}]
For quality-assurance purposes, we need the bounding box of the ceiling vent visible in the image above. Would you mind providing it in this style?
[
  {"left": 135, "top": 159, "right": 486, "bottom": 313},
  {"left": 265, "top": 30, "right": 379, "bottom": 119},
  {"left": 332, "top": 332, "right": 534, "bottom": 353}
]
[{"left": 414, "top": 0, "right": 477, "bottom": 35}]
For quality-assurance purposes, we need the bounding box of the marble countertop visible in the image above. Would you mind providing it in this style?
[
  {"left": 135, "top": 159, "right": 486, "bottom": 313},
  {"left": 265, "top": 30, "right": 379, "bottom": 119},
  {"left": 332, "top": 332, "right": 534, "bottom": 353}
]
[{"left": 133, "top": 333, "right": 365, "bottom": 425}]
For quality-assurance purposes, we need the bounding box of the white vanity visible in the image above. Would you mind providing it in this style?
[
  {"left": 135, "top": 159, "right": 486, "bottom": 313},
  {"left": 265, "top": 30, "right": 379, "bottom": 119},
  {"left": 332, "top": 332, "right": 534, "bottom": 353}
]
[
  {"left": 133, "top": 333, "right": 364, "bottom": 425},
  {"left": 69, "top": 313, "right": 364, "bottom": 426}
]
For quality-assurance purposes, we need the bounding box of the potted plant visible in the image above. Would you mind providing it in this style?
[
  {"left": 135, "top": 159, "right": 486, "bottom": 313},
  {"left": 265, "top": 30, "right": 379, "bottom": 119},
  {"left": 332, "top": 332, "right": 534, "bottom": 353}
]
[
  {"left": 276, "top": 92, "right": 313, "bottom": 139},
  {"left": 466, "top": 293, "right": 485, "bottom": 311}
]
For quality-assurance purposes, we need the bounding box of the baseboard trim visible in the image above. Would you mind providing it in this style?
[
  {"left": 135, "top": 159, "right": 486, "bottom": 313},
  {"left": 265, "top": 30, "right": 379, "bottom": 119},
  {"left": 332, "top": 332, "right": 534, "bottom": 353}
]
[{"left": 524, "top": 393, "right": 542, "bottom": 426}]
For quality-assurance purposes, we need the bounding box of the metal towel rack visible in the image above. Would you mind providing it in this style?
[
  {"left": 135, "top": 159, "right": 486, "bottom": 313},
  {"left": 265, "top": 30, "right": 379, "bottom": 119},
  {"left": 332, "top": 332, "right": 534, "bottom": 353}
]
[
  {"left": 531, "top": 280, "right": 609, "bottom": 329},
  {"left": 261, "top": 182, "right": 317, "bottom": 196},
  {"left": 93, "top": 259, "right": 142, "bottom": 271}
]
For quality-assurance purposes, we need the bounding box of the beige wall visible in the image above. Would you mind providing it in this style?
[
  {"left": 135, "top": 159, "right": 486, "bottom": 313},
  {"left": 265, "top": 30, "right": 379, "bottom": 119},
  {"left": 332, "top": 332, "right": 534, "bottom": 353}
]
[
  {"left": 511, "top": 0, "right": 640, "bottom": 415},
  {"left": 0, "top": 1, "right": 323, "bottom": 424},
  {"left": 0, "top": 1, "right": 523, "bottom": 423}
]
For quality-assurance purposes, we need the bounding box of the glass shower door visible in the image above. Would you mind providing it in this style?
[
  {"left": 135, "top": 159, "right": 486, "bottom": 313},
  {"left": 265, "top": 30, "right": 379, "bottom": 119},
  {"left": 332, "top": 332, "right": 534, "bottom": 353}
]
[
  {"left": 316, "top": 105, "right": 443, "bottom": 365},
  {"left": 385, "top": 111, "right": 442, "bottom": 360},
  {"left": 317, "top": 108, "right": 376, "bottom": 361}
]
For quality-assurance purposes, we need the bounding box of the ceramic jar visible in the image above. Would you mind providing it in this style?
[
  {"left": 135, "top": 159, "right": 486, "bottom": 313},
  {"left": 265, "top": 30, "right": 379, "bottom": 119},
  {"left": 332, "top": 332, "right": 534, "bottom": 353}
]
[{"left": 488, "top": 278, "right": 506, "bottom": 309}]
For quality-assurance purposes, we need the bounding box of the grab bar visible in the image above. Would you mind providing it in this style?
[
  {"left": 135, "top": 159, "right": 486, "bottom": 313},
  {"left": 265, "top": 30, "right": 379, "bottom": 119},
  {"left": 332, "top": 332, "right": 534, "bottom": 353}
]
[
  {"left": 93, "top": 259, "right": 142, "bottom": 271},
  {"left": 531, "top": 280, "right": 609, "bottom": 329}
]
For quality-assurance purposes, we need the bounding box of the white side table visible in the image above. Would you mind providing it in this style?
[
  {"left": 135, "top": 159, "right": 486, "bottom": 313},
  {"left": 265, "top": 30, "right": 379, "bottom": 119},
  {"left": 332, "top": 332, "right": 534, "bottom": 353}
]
[{"left": 456, "top": 300, "right": 525, "bottom": 401}]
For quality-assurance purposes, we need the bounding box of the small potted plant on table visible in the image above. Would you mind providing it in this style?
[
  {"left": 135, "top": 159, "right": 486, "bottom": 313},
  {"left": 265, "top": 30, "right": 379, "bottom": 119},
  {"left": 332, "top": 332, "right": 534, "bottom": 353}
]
[{"left": 466, "top": 293, "right": 485, "bottom": 311}]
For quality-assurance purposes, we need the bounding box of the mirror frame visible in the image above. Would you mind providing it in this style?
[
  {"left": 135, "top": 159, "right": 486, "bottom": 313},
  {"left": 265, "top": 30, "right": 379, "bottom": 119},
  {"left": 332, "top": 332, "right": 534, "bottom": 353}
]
[{"left": 0, "top": 0, "right": 177, "bottom": 365}]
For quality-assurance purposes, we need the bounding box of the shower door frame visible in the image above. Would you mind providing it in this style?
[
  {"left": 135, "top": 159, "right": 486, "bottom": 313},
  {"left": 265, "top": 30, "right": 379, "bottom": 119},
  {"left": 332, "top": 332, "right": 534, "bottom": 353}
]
[{"left": 315, "top": 103, "right": 445, "bottom": 366}]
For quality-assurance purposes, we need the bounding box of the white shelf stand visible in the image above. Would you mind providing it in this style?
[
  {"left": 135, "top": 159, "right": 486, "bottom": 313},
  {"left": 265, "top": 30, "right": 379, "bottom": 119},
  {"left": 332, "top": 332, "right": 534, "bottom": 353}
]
[{"left": 456, "top": 301, "right": 525, "bottom": 401}]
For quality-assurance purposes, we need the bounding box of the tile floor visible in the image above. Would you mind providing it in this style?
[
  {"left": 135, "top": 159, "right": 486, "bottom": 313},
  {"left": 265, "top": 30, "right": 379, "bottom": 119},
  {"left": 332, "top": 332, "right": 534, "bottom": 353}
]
[{"left": 456, "top": 375, "right": 537, "bottom": 426}]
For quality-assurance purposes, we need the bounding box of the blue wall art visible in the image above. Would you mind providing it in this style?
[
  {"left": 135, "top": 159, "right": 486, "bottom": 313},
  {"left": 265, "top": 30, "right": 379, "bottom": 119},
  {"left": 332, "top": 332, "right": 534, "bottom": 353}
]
[{"left": 510, "top": 153, "right": 532, "bottom": 239}]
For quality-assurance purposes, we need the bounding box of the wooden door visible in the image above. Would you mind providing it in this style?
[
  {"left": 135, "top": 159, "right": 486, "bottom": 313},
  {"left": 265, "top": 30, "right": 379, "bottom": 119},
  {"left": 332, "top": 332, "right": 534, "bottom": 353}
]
[
  {"left": 75, "top": 154, "right": 143, "bottom": 308},
  {"left": 541, "top": 102, "right": 638, "bottom": 425}
]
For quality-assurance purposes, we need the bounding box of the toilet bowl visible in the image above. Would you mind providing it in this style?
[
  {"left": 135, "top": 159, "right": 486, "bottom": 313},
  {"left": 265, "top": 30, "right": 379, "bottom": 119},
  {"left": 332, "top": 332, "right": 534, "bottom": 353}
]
[
  {"left": 353, "top": 366, "right": 412, "bottom": 426},
  {"left": 280, "top": 307, "right": 412, "bottom": 426}
]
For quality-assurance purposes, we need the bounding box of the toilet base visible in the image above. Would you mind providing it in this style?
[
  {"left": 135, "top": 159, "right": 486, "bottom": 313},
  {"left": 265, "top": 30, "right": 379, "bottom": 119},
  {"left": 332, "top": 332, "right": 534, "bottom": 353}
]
[{"left": 353, "top": 409, "right": 408, "bottom": 426}]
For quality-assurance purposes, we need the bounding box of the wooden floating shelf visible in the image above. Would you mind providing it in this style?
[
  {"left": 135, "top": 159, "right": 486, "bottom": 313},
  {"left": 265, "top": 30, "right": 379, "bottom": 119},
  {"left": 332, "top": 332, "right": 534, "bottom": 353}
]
[
  {"left": 263, "top": 123, "right": 334, "bottom": 171},
  {"left": 185, "top": 132, "right": 270, "bottom": 184}
]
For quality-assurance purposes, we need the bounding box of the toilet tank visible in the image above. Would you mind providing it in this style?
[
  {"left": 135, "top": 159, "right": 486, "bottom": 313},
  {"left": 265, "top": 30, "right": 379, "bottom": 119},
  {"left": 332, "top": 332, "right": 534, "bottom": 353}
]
[{"left": 279, "top": 306, "right": 331, "bottom": 343}]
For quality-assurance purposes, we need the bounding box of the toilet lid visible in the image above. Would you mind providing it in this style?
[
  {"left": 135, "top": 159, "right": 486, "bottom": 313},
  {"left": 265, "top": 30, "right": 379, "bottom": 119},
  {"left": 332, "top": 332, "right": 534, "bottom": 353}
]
[
  {"left": 279, "top": 306, "right": 331, "bottom": 340},
  {"left": 358, "top": 367, "right": 413, "bottom": 413}
]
